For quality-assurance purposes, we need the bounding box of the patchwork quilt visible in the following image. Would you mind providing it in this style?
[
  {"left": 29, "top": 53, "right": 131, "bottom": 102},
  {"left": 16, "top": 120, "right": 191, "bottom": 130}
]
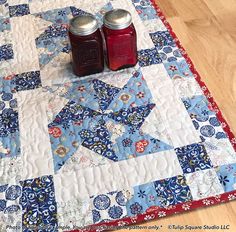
[{"left": 0, "top": 0, "right": 236, "bottom": 231}]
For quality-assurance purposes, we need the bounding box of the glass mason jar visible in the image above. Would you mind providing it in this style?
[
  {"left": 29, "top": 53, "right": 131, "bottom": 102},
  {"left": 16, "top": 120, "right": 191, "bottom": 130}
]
[
  {"left": 102, "top": 9, "right": 138, "bottom": 71},
  {"left": 68, "top": 15, "right": 104, "bottom": 77}
]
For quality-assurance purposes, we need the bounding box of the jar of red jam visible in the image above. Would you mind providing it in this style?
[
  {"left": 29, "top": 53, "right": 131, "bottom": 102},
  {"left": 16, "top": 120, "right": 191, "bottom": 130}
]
[
  {"left": 69, "top": 15, "right": 104, "bottom": 77},
  {"left": 102, "top": 9, "right": 137, "bottom": 71}
]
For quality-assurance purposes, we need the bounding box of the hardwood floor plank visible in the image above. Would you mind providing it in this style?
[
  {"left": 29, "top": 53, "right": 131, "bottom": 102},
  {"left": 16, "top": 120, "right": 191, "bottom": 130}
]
[{"left": 168, "top": 0, "right": 214, "bottom": 21}]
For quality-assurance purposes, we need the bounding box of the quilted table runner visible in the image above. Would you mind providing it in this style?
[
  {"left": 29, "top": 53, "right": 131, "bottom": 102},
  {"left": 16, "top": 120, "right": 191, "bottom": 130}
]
[{"left": 0, "top": 0, "right": 236, "bottom": 231}]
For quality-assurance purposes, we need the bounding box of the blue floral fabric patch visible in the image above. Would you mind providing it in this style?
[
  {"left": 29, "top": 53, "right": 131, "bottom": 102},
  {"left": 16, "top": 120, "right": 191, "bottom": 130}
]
[
  {"left": 48, "top": 73, "right": 173, "bottom": 170},
  {"left": 0, "top": 44, "right": 13, "bottom": 61},
  {"left": 48, "top": 81, "right": 101, "bottom": 111},
  {"left": 80, "top": 120, "right": 118, "bottom": 161},
  {"left": 48, "top": 101, "right": 104, "bottom": 171},
  {"left": 114, "top": 129, "right": 173, "bottom": 160},
  {"left": 9, "top": 4, "right": 30, "bottom": 17},
  {"left": 34, "top": 7, "right": 71, "bottom": 24},
  {"left": 0, "top": 75, "right": 20, "bottom": 158},
  {"left": 126, "top": 182, "right": 160, "bottom": 216},
  {"left": 164, "top": 59, "right": 193, "bottom": 78},
  {"left": 183, "top": 95, "right": 214, "bottom": 121},
  {"left": 36, "top": 24, "right": 69, "bottom": 67},
  {"left": 48, "top": 69, "right": 153, "bottom": 112},
  {"left": 108, "top": 69, "right": 153, "bottom": 111},
  {"left": 132, "top": 0, "right": 157, "bottom": 20},
  {"left": 216, "top": 163, "right": 236, "bottom": 192},
  {"left": 48, "top": 100, "right": 110, "bottom": 171},
  {"left": 138, "top": 48, "right": 162, "bottom": 66},
  {"left": 159, "top": 47, "right": 182, "bottom": 63},
  {"left": 36, "top": 24, "right": 68, "bottom": 42},
  {"left": 11, "top": 71, "right": 42, "bottom": 92},
  {"left": 48, "top": 121, "right": 82, "bottom": 171},
  {"left": 108, "top": 103, "right": 155, "bottom": 130},
  {"left": 182, "top": 95, "right": 227, "bottom": 141},
  {"left": 49, "top": 101, "right": 100, "bottom": 127},
  {"left": 150, "top": 31, "right": 175, "bottom": 49},
  {"left": 33, "top": 7, "right": 72, "bottom": 67},
  {"left": 93, "top": 79, "right": 121, "bottom": 111},
  {"left": 0, "top": 131, "right": 20, "bottom": 158},
  {"left": 175, "top": 143, "right": 213, "bottom": 173},
  {"left": 0, "top": 183, "right": 21, "bottom": 214},
  {"left": 91, "top": 191, "right": 128, "bottom": 223},
  {"left": 154, "top": 175, "right": 193, "bottom": 207},
  {"left": 0, "top": 108, "right": 18, "bottom": 137},
  {"left": 150, "top": 31, "right": 182, "bottom": 62},
  {"left": 20, "top": 175, "right": 58, "bottom": 232}
]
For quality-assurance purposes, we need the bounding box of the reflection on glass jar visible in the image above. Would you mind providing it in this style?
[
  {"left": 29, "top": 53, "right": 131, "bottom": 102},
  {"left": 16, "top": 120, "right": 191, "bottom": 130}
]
[
  {"left": 103, "top": 9, "right": 138, "bottom": 71},
  {"left": 68, "top": 15, "right": 104, "bottom": 77}
]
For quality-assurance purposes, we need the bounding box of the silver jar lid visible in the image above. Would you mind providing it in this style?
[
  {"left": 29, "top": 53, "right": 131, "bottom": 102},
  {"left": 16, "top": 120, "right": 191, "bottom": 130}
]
[
  {"left": 69, "top": 15, "right": 99, "bottom": 36},
  {"left": 104, "top": 9, "right": 132, "bottom": 30}
]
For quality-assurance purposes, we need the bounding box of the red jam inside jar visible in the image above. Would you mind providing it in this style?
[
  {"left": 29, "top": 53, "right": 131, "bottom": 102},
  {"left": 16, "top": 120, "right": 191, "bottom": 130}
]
[
  {"left": 69, "top": 15, "right": 104, "bottom": 77},
  {"left": 103, "top": 9, "right": 137, "bottom": 71}
]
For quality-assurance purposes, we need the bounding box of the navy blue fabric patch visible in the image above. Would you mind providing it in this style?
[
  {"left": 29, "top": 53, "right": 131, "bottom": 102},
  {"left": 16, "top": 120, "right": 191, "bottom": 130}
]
[
  {"left": 0, "top": 0, "right": 7, "bottom": 5},
  {"left": 108, "top": 103, "right": 156, "bottom": 130},
  {"left": 50, "top": 100, "right": 101, "bottom": 127},
  {"left": 138, "top": 48, "right": 162, "bottom": 66},
  {"left": 150, "top": 31, "right": 175, "bottom": 49},
  {"left": 36, "top": 24, "right": 68, "bottom": 43},
  {"left": 80, "top": 121, "right": 118, "bottom": 161},
  {"left": 154, "top": 175, "right": 193, "bottom": 207},
  {"left": 9, "top": 4, "right": 30, "bottom": 17},
  {"left": 0, "top": 109, "right": 19, "bottom": 137},
  {"left": 93, "top": 79, "right": 121, "bottom": 111},
  {"left": 175, "top": 143, "right": 213, "bottom": 174},
  {"left": 11, "top": 71, "right": 42, "bottom": 92},
  {"left": 20, "top": 175, "right": 58, "bottom": 232},
  {"left": 0, "top": 44, "right": 13, "bottom": 61}
]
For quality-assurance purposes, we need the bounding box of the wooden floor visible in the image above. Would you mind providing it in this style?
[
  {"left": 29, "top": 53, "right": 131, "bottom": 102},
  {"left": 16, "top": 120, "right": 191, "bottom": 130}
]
[{"left": 120, "top": 0, "right": 236, "bottom": 231}]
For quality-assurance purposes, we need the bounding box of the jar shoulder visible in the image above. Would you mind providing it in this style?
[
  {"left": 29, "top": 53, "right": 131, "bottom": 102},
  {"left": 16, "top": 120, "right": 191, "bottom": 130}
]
[
  {"left": 69, "top": 29, "right": 103, "bottom": 43},
  {"left": 102, "top": 24, "right": 136, "bottom": 37}
]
